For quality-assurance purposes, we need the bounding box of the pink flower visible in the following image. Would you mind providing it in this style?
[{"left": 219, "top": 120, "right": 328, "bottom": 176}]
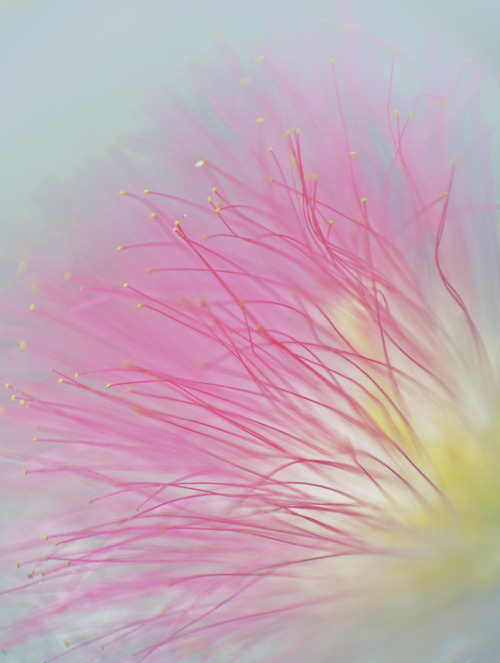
[{"left": 2, "top": 27, "right": 499, "bottom": 663}]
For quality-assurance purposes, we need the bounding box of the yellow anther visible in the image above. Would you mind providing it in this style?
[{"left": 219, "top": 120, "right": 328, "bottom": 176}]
[
  {"left": 23, "top": 469, "right": 27, "bottom": 475},
  {"left": 239, "top": 77, "right": 251, "bottom": 86},
  {"left": 44, "top": 534, "right": 48, "bottom": 540},
  {"left": 329, "top": 58, "right": 335, "bottom": 64},
  {"left": 64, "top": 272, "right": 71, "bottom": 280},
  {"left": 19, "top": 400, "right": 25, "bottom": 406},
  {"left": 256, "top": 118, "right": 264, "bottom": 124},
  {"left": 444, "top": 192, "right": 450, "bottom": 197},
  {"left": 29, "top": 303, "right": 35, "bottom": 311},
  {"left": 283, "top": 130, "right": 290, "bottom": 138},
  {"left": 16, "top": 562, "right": 20, "bottom": 568},
  {"left": 33, "top": 437, "right": 37, "bottom": 442},
  {"left": 268, "top": 177, "right": 273, "bottom": 183},
  {"left": 119, "top": 190, "right": 125, "bottom": 196},
  {"left": 349, "top": 151, "right": 356, "bottom": 156},
  {"left": 267, "top": 147, "right": 273, "bottom": 151},
  {"left": 58, "top": 378, "right": 63, "bottom": 384},
  {"left": 394, "top": 109, "right": 399, "bottom": 116},
  {"left": 444, "top": 100, "right": 450, "bottom": 106},
  {"left": 328, "top": 220, "right": 333, "bottom": 226},
  {"left": 361, "top": 197, "right": 367, "bottom": 203},
  {"left": 5, "top": 382, "right": 9, "bottom": 389},
  {"left": 137, "top": 303, "right": 142, "bottom": 309},
  {"left": 256, "top": 323, "right": 262, "bottom": 330},
  {"left": 203, "top": 236, "right": 207, "bottom": 242},
  {"left": 211, "top": 187, "right": 216, "bottom": 193},
  {"left": 17, "top": 261, "right": 27, "bottom": 274},
  {"left": 143, "top": 189, "right": 150, "bottom": 194},
  {"left": 123, "top": 283, "right": 128, "bottom": 288},
  {"left": 11, "top": 394, "right": 16, "bottom": 401},
  {"left": 207, "top": 196, "right": 211, "bottom": 203},
  {"left": 295, "top": 128, "right": 300, "bottom": 135},
  {"left": 214, "top": 208, "right": 220, "bottom": 214},
  {"left": 408, "top": 111, "right": 413, "bottom": 118},
  {"left": 19, "top": 340, "right": 26, "bottom": 350},
  {"left": 174, "top": 219, "right": 180, "bottom": 226},
  {"left": 106, "top": 383, "right": 111, "bottom": 389},
  {"left": 146, "top": 267, "right": 152, "bottom": 274},
  {"left": 173, "top": 226, "right": 179, "bottom": 232},
  {"left": 74, "top": 373, "right": 79, "bottom": 378},
  {"left": 117, "top": 246, "right": 122, "bottom": 252},
  {"left": 150, "top": 212, "right": 156, "bottom": 218}
]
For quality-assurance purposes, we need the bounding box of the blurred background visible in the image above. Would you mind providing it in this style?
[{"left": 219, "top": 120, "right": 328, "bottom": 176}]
[{"left": 0, "top": 0, "right": 499, "bottom": 283}]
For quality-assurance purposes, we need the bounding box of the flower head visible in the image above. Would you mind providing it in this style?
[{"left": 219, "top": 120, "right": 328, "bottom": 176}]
[{"left": 2, "top": 24, "right": 500, "bottom": 663}]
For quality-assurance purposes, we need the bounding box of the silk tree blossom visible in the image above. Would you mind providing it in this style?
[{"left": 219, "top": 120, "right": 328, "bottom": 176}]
[{"left": 1, "top": 25, "right": 500, "bottom": 663}]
